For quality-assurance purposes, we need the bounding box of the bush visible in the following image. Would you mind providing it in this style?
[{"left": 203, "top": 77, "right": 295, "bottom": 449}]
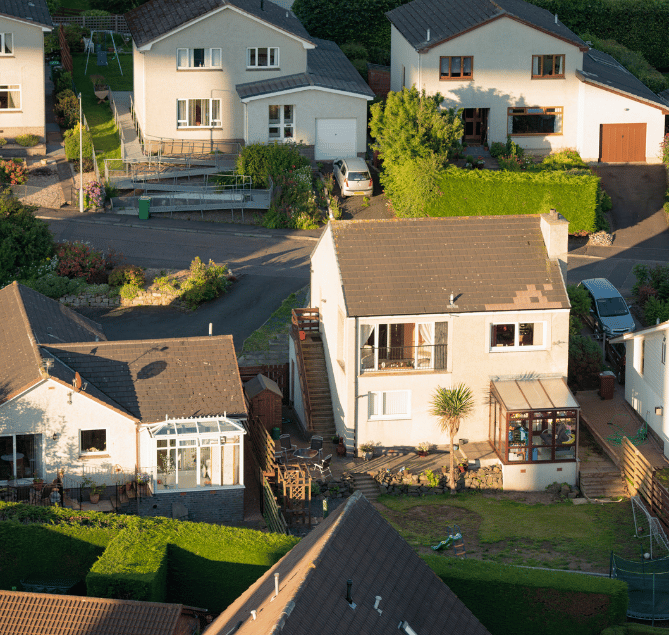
[
  {"left": 632, "top": 264, "right": 669, "bottom": 302},
  {"left": 54, "top": 90, "right": 80, "bottom": 129},
  {"left": 109, "top": 264, "right": 145, "bottom": 288},
  {"left": 262, "top": 166, "right": 320, "bottom": 229},
  {"left": 15, "top": 134, "right": 40, "bottom": 148},
  {"left": 425, "top": 556, "right": 627, "bottom": 635},
  {"left": 569, "top": 334, "right": 605, "bottom": 387},
  {"left": 489, "top": 141, "right": 507, "bottom": 158},
  {"left": 567, "top": 284, "right": 592, "bottom": 330},
  {"left": 55, "top": 241, "right": 118, "bottom": 284},
  {"left": 644, "top": 296, "right": 669, "bottom": 325},
  {"left": 119, "top": 283, "right": 141, "bottom": 300},
  {"left": 25, "top": 273, "right": 87, "bottom": 298},
  {"left": 0, "top": 138, "right": 6, "bottom": 147},
  {"left": 0, "top": 159, "right": 27, "bottom": 185},
  {"left": 53, "top": 69, "right": 73, "bottom": 97},
  {"left": 236, "top": 142, "right": 310, "bottom": 189},
  {"left": 180, "top": 257, "right": 230, "bottom": 309},
  {"left": 64, "top": 124, "right": 93, "bottom": 165},
  {"left": 541, "top": 149, "right": 589, "bottom": 171},
  {"left": 63, "top": 24, "right": 86, "bottom": 53}
]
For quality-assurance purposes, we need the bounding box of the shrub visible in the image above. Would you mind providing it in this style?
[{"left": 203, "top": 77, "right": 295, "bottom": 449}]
[
  {"left": 180, "top": 257, "right": 230, "bottom": 309},
  {"left": 662, "top": 134, "right": 669, "bottom": 165},
  {"left": 541, "top": 149, "right": 588, "bottom": 171},
  {"left": 119, "top": 283, "right": 141, "bottom": 300},
  {"left": 53, "top": 69, "right": 73, "bottom": 97},
  {"left": 54, "top": 90, "right": 80, "bottom": 129},
  {"left": 84, "top": 180, "right": 105, "bottom": 208},
  {"left": 637, "top": 284, "right": 658, "bottom": 307},
  {"left": 569, "top": 334, "right": 605, "bottom": 387},
  {"left": 567, "top": 284, "right": 591, "bottom": 321},
  {"left": 489, "top": 141, "right": 507, "bottom": 158},
  {"left": 632, "top": 264, "right": 669, "bottom": 302},
  {"left": 0, "top": 159, "right": 28, "bottom": 185},
  {"left": 109, "top": 264, "right": 145, "bottom": 288},
  {"left": 644, "top": 296, "right": 669, "bottom": 325},
  {"left": 340, "top": 41, "right": 368, "bottom": 60},
  {"left": 63, "top": 24, "right": 86, "bottom": 53},
  {"left": 64, "top": 124, "right": 93, "bottom": 165},
  {"left": 425, "top": 555, "right": 627, "bottom": 635},
  {"left": 236, "top": 142, "right": 310, "bottom": 189},
  {"left": 55, "top": 241, "right": 117, "bottom": 284},
  {"left": 15, "top": 134, "right": 40, "bottom": 148},
  {"left": 0, "top": 138, "right": 6, "bottom": 147},
  {"left": 26, "top": 273, "right": 87, "bottom": 298}
]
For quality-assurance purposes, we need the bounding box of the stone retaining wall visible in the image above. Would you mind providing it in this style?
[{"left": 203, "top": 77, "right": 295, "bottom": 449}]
[
  {"left": 374, "top": 464, "right": 503, "bottom": 495},
  {"left": 134, "top": 487, "right": 244, "bottom": 524},
  {"left": 60, "top": 289, "right": 183, "bottom": 309}
]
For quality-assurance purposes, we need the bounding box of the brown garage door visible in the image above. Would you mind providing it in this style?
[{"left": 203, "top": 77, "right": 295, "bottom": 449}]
[{"left": 600, "top": 123, "right": 646, "bottom": 162}]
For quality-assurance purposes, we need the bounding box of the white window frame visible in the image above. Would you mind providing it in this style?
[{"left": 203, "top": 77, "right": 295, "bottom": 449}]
[
  {"left": 247, "top": 47, "right": 279, "bottom": 68},
  {"left": 80, "top": 428, "right": 108, "bottom": 456},
  {"left": 368, "top": 390, "right": 411, "bottom": 420},
  {"left": 176, "top": 47, "right": 222, "bottom": 69},
  {"left": 268, "top": 104, "right": 294, "bottom": 141},
  {"left": 0, "top": 33, "right": 13, "bottom": 56},
  {"left": 489, "top": 321, "right": 547, "bottom": 352},
  {"left": 176, "top": 98, "right": 222, "bottom": 129},
  {"left": 0, "top": 85, "right": 20, "bottom": 111}
]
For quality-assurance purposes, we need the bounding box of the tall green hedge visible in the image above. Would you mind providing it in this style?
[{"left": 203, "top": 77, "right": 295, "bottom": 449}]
[
  {"left": 425, "top": 556, "right": 628, "bottom": 635},
  {"left": 420, "top": 167, "right": 600, "bottom": 233}
]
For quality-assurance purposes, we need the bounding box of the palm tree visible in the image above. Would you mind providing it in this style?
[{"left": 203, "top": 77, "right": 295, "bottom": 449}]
[{"left": 430, "top": 384, "right": 475, "bottom": 492}]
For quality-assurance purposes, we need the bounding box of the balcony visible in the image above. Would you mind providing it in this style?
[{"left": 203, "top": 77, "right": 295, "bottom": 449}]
[{"left": 360, "top": 344, "right": 447, "bottom": 373}]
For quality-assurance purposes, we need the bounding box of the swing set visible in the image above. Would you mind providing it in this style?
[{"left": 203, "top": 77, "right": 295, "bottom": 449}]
[{"left": 84, "top": 30, "right": 123, "bottom": 76}]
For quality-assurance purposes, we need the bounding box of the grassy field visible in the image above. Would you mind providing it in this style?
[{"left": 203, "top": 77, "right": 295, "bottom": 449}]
[{"left": 377, "top": 491, "right": 641, "bottom": 573}]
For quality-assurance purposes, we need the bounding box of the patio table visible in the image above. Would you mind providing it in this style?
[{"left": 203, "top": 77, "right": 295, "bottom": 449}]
[{"left": 290, "top": 448, "right": 318, "bottom": 462}]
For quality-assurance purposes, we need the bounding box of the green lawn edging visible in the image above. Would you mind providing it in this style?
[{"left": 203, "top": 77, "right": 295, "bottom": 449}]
[{"left": 424, "top": 556, "right": 628, "bottom": 635}]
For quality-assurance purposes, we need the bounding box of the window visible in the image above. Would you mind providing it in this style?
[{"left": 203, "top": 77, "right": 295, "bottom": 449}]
[
  {"left": 247, "top": 47, "right": 279, "bottom": 68},
  {"left": 269, "top": 105, "right": 294, "bottom": 140},
  {"left": 80, "top": 429, "right": 107, "bottom": 454},
  {"left": 508, "top": 107, "right": 562, "bottom": 135},
  {"left": 368, "top": 390, "right": 411, "bottom": 419},
  {"left": 439, "top": 56, "right": 473, "bottom": 80},
  {"left": 0, "top": 33, "right": 12, "bottom": 55},
  {"left": 176, "top": 48, "right": 222, "bottom": 69},
  {"left": 176, "top": 98, "right": 222, "bottom": 128},
  {"left": 0, "top": 85, "right": 20, "bottom": 110},
  {"left": 490, "top": 322, "right": 545, "bottom": 350},
  {"left": 532, "top": 54, "right": 564, "bottom": 78}
]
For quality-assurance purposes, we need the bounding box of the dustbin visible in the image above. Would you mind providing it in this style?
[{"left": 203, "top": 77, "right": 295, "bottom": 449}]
[
  {"left": 138, "top": 196, "right": 151, "bottom": 220},
  {"left": 599, "top": 370, "right": 616, "bottom": 400},
  {"left": 271, "top": 427, "right": 281, "bottom": 440}
]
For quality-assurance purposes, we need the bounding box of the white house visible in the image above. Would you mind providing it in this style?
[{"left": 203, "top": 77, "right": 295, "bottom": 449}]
[
  {"left": 290, "top": 213, "right": 581, "bottom": 491},
  {"left": 386, "top": 0, "right": 669, "bottom": 162},
  {"left": 0, "top": 282, "right": 248, "bottom": 523},
  {"left": 0, "top": 0, "right": 52, "bottom": 145},
  {"left": 612, "top": 321, "right": 669, "bottom": 457},
  {"left": 124, "top": 0, "right": 375, "bottom": 160}
]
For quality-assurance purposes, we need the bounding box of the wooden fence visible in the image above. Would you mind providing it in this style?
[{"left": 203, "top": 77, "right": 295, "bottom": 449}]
[
  {"left": 53, "top": 14, "right": 131, "bottom": 34},
  {"left": 622, "top": 436, "right": 669, "bottom": 529},
  {"left": 58, "top": 25, "right": 73, "bottom": 73},
  {"left": 239, "top": 363, "right": 289, "bottom": 401}
]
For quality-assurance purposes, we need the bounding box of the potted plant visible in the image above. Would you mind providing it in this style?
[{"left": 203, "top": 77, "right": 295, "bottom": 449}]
[
  {"left": 476, "top": 159, "right": 485, "bottom": 170},
  {"left": 416, "top": 441, "right": 431, "bottom": 457},
  {"left": 458, "top": 460, "right": 469, "bottom": 474},
  {"left": 332, "top": 434, "right": 340, "bottom": 445},
  {"left": 82, "top": 477, "right": 105, "bottom": 504},
  {"left": 32, "top": 477, "right": 44, "bottom": 491},
  {"left": 136, "top": 472, "right": 151, "bottom": 495},
  {"left": 359, "top": 441, "right": 375, "bottom": 461},
  {"left": 465, "top": 155, "right": 474, "bottom": 166}
]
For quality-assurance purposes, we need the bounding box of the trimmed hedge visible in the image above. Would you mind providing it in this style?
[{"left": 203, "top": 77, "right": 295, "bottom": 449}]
[
  {"left": 424, "top": 556, "right": 628, "bottom": 635},
  {"left": 421, "top": 167, "right": 600, "bottom": 233}
]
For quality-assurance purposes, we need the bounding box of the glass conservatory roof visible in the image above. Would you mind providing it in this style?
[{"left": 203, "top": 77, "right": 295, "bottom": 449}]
[{"left": 147, "top": 416, "right": 246, "bottom": 439}]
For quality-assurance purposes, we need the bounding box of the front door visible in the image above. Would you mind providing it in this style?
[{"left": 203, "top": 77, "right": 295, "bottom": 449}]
[{"left": 463, "top": 108, "right": 488, "bottom": 145}]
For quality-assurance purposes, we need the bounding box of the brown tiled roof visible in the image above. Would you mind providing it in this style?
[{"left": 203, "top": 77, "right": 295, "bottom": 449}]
[
  {"left": 44, "top": 336, "right": 247, "bottom": 422},
  {"left": 0, "top": 590, "right": 184, "bottom": 635},
  {"left": 0, "top": 283, "right": 106, "bottom": 403},
  {"left": 126, "top": 0, "right": 312, "bottom": 49},
  {"left": 207, "top": 492, "right": 490, "bottom": 635},
  {"left": 328, "top": 216, "right": 570, "bottom": 317},
  {"left": 0, "top": 0, "right": 53, "bottom": 29}
]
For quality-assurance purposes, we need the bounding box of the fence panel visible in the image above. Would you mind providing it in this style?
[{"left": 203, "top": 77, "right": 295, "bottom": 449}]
[
  {"left": 52, "top": 15, "right": 131, "bottom": 34},
  {"left": 239, "top": 363, "right": 289, "bottom": 400},
  {"left": 262, "top": 472, "right": 288, "bottom": 534}
]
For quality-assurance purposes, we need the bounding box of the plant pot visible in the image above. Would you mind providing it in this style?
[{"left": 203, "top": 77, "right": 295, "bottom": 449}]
[
  {"left": 33, "top": 482, "right": 43, "bottom": 491},
  {"left": 125, "top": 482, "right": 133, "bottom": 492},
  {"left": 364, "top": 451, "right": 373, "bottom": 462},
  {"left": 89, "top": 493, "right": 100, "bottom": 504},
  {"left": 299, "top": 330, "right": 306, "bottom": 341},
  {"left": 458, "top": 465, "right": 468, "bottom": 473},
  {"left": 417, "top": 451, "right": 428, "bottom": 457}
]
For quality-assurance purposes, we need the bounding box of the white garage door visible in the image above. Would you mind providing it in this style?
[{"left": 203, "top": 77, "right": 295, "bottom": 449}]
[{"left": 315, "top": 118, "right": 357, "bottom": 160}]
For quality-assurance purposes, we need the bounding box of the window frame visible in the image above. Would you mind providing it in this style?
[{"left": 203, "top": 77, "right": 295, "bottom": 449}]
[
  {"left": 268, "top": 104, "right": 294, "bottom": 141},
  {"left": 531, "top": 54, "right": 565, "bottom": 79},
  {"left": 368, "top": 390, "right": 411, "bottom": 420},
  {"left": 176, "top": 47, "right": 222, "bottom": 69},
  {"left": 176, "top": 98, "right": 222, "bottom": 129},
  {"left": 489, "top": 321, "right": 547, "bottom": 351},
  {"left": 247, "top": 47, "right": 280, "bottom": 69},
  {"left": 0, "top": 33, "right": 12, "bottom": 56},
  {"left": 439, "top": 56, "right": 473, "bottom": 80},
  {"left": 0, "top": 84, "right": 21, "bottom": 111},
  {"left": 80, "top": 429, "right": 108, "bottom": 456},
  {"left": 507, "top": 106, "right": 563, "bottom": 136}
]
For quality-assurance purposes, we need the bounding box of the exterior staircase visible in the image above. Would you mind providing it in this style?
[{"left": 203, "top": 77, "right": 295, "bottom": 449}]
[
  {"left": 579, "top": 464, "right": 628, "bottom": 499},
  {"left": 301, "top": 335, "right": 337, "bottom": 438},
  {"left": 350, "top": 473, "right": 380, "bottom": 501}
]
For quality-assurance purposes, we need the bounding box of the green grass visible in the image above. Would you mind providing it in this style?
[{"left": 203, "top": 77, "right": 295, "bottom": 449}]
[
  {"left": 378, "top": 492, "right": 640, "bottom": 571},
  {"left": 69, "top": 52, "right": 133, "bottom": 173}
]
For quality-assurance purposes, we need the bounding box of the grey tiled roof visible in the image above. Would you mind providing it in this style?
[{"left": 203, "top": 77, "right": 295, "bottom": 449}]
[
  {"left": 0, "top": 0, "right": 52, "bottom": 28},
  {"left": 207, "top": 492, "right": 491, "bottom": 635},
  {"left": 236, "top": 37, "right": 375, "bottom": 99},
  {"left": 329, "top": 216, "right": 570, "bottom": 318},
  {"left": 126, "top": 0, "right": 312, "bottom": 48},
  {"left": 580, "top": 49, "right": 669, "bottom": 111},
  {"left": 44, "top": 336, "right": 247, "bottom": 423},
  {"left": 386, "top": 0, "right": 585, "bottom": 52}
]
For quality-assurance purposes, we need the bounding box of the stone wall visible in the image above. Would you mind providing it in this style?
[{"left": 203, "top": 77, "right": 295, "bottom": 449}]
[
  {"left": 60, "top": 290, "right": 184, "bottom": 309},
  {"left": 134, "top": 487, "right": 245, "bottom": 523},
  {"left": 373, "top": 464, "right": 503, "bottom": 495}
]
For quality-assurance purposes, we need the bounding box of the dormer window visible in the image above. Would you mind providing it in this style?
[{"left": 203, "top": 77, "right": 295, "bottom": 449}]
[
  {"left": 177, "top": 48, "right": 222, "bottom": 69},
  {"left": 439, "top": 56, "right": 472, "bottom": 80},
  {"left": 0, "top": 33, "right": 12, "bottom": 55},
  {"left": 532, "top": 54, "right": 564, "bottom": 78},
  {"left": 247, "top": 47, "right": 279, "bottom": 69}
]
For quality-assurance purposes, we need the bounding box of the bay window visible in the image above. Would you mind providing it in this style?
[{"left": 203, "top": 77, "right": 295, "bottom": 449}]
[{"left": 177, "top": 98, "right": 222, "bottom": 128}]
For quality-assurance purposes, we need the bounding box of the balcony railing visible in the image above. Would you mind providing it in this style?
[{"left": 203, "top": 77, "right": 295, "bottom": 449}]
[{"left": 360, "top": 344, "right": 447, "bottom": 372}]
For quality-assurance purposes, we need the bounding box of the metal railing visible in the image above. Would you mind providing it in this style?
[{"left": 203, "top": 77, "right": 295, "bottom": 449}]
[
  {"left": 360, "top": 344, "right": 448, "bottom": 372},
  {"left": 109, "top": 89, "right": 126, "bottom": 158}
]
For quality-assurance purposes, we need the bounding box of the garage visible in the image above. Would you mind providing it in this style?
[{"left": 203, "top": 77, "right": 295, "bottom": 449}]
[
  {"left": 600, "top": 123, "right": 647, "bottom": 162},
  {"left": 315, "top": 119, "right": 357, "bottom": 160}
]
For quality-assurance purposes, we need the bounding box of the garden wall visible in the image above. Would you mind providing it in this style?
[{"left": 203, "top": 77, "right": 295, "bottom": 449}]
[
  {"left": 60, "top": 289, "right": 183, "bottom": 308},
  {"left": 374, "top": 464, "right": 503, "bottom": 495},
  {"left": 135, "top": 487, "right": 244, "bottom": 524}
]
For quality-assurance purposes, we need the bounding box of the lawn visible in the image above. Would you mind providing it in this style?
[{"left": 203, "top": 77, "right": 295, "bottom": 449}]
[
  {"left": 70, "top": 51, "right": 133, "bottom": 173},
  {"left": 377, "top": 491, "right": 641, "bottom": 572}
]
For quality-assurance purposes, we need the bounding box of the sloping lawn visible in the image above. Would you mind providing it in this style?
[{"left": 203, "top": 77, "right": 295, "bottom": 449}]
[
  {"left": 377, "top": 492, "right": 640, "bottom": 572},
  {"left": 70, "top": 51, "right": 133, "bottom": 172}
]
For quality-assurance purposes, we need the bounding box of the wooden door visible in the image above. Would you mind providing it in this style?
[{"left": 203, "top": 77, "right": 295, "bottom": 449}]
[
  {"left": 600, "top": 123, "right": 646, "bottom": 162},
  {"left": 463, "top": 108, "right": 488, "bottom": 145}
]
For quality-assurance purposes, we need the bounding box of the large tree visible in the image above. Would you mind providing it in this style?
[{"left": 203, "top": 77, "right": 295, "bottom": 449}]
[{"left": 430, "top": 384, "right": 475, "bottom": 493}]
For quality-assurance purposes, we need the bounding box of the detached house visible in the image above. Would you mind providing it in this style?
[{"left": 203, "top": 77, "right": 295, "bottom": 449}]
[
  {"left": 125, "top": 0, "right": 374, "bottom": 160},
  {"left": 0, "top": 0, "right": 52, "bottom": 146},
  {"left": 290, "top": 214, "right": 581, "bottom": 491},
  {"left": 386, "top": 0, "right": 669, "bottom": 162}
]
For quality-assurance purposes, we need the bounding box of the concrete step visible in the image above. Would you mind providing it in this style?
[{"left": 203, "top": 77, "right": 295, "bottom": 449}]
[{"left": 350, "top": 473, "right": 380, "bottom": 500}]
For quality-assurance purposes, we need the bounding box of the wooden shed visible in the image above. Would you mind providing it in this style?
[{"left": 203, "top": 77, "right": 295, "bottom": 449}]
[{"left": 244, "top": 374, "right": 283, "bottom": 433}]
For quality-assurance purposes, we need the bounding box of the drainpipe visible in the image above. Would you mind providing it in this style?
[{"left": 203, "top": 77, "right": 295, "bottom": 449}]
[{"left": 353, "top": 317, "right": 359, "bottom": 453}]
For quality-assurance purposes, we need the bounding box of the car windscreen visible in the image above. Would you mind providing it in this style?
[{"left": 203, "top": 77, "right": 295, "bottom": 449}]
[
  {"left": 348, "top": 171, "right": 371, "bottom": 181},
  {"left": 597, "top": 297, "right": 629, "bottom": 317}
]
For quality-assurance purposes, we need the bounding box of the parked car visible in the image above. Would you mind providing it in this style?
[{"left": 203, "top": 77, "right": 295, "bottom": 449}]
[
  {"left": 333, "top": 157, "right": 373, "bottom": 197},
  {"left": 578, "top": 278, "right": 636, "bottom": 337}
]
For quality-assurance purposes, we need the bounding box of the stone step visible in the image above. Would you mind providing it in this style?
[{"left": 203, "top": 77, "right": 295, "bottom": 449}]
[{"left": 350, "top": 473, "right": 380, "bottom": 500}]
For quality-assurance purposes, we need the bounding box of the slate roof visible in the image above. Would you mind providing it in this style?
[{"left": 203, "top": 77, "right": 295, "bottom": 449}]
[
  {"left": 126, "top": 0, "right": 312, "bottom": 48},
  {"left": 0, "top": 282, "right": 106, "bottom": 403},
  {"left": 244, "top": 373, "right": 282, "bottom": 399},
  {"left": 579, "top": 49, "right": 669, "bottom": 112},
  {"left": 327, "top": 216, "right": 570, "bottom": 318},
  {"left": 386, "top": 0, "right": 586, "bottom": 52},
  {"left": 236, "top": 37, "right": 375, "bottom": 100},
  {"left": 43, "top": 336, "right": 247, "bottom": 422},
  {"left": 206, "top": 492, "right": 491, "bottom": 635},
  {"left": 0, "top": 590, "right": 189, "bottom": 635},
  {"left": 0, "top": 0, "right": 52, "bottom": 28}
]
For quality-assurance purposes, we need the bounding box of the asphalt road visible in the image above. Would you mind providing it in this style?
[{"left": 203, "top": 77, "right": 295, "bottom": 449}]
[{"left": 42, "top": 212, "right": 314, "bottom": 349}]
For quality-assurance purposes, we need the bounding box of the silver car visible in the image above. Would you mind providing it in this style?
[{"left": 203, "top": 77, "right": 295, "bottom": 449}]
[
  {"left": 333, "top": 157, "right": 373, "bottom": 197},
  {"left": 578, "top": 278, "right": 636, "bottom": 337}
]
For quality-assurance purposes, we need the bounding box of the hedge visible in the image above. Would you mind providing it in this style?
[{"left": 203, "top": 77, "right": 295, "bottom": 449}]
[
  {"left": 421, "top": 167, "right": 600, "bottom": 233},
  {"left": 424, "top": 556, "right": 628, "bottom": 635}
]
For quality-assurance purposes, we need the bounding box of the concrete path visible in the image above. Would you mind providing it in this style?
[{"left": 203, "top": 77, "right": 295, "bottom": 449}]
[{"left": 110, "top": 90, "right": 144, "bottom": 162}]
